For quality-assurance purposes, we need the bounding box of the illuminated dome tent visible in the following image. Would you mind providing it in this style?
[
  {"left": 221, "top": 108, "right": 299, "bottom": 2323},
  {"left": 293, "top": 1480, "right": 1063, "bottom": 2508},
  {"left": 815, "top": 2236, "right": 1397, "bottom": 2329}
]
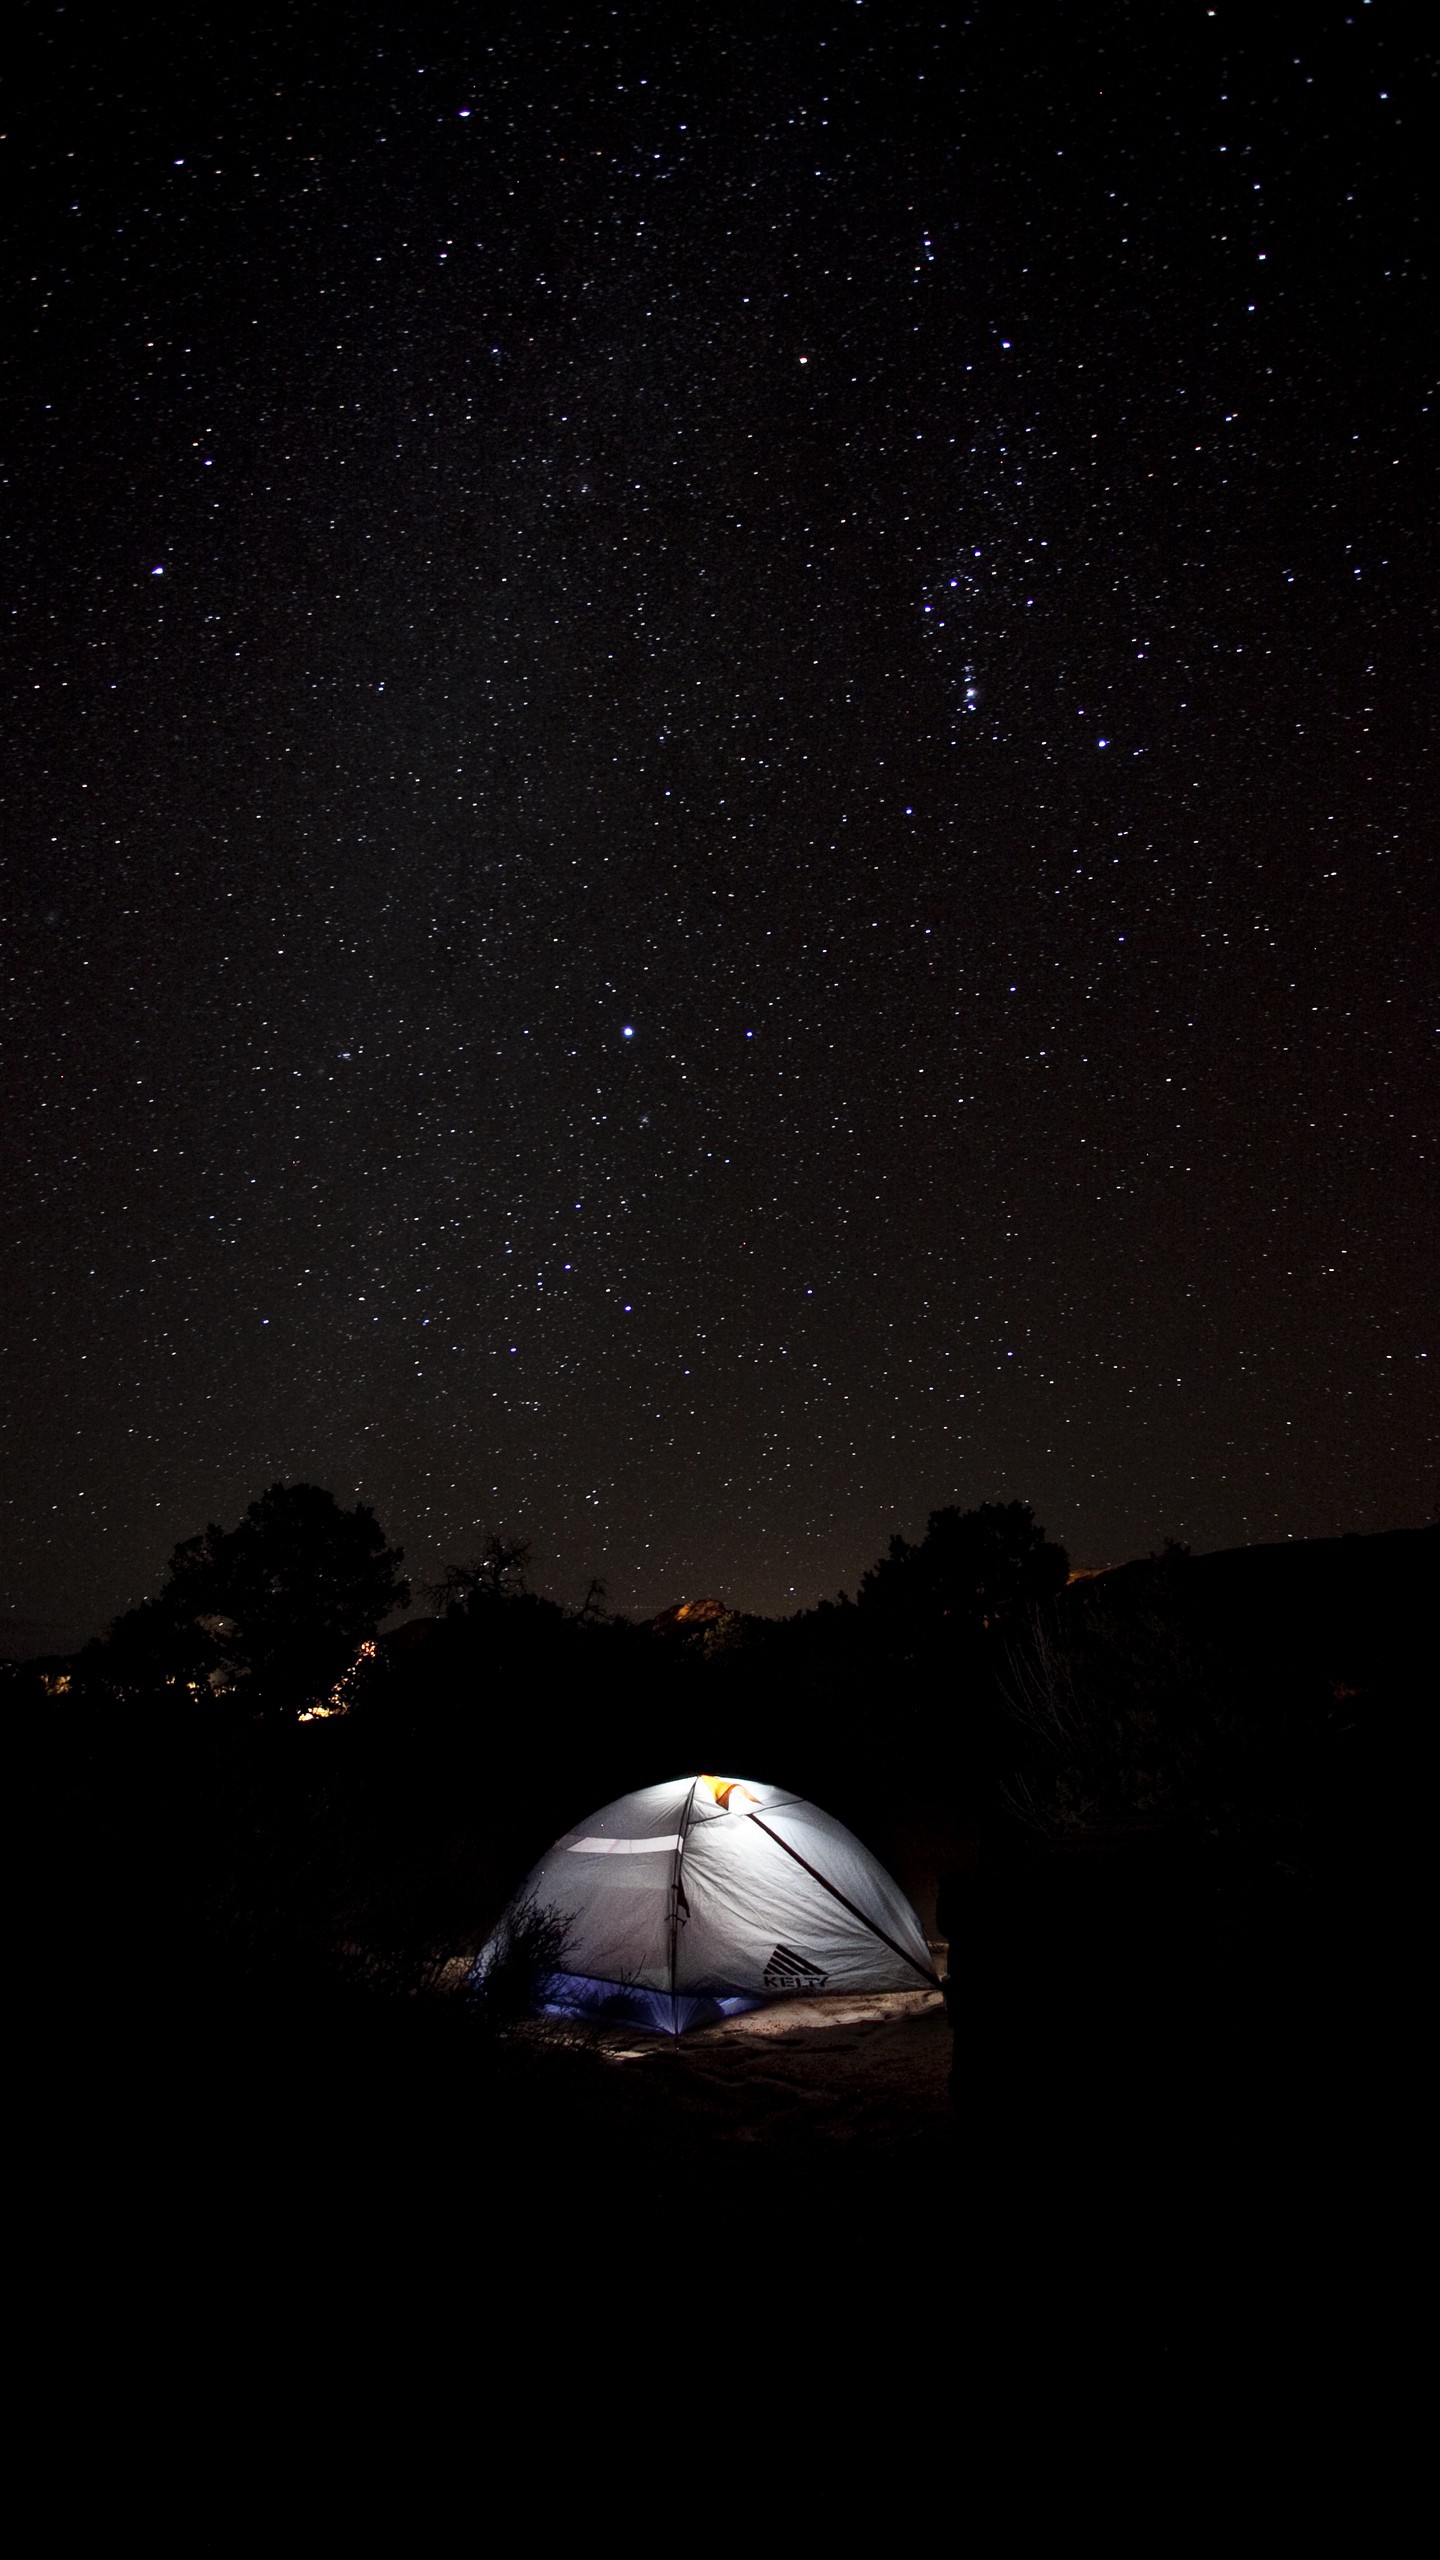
[{"left": 479, "top": 1773, "right": 937, "bottom": 2035}]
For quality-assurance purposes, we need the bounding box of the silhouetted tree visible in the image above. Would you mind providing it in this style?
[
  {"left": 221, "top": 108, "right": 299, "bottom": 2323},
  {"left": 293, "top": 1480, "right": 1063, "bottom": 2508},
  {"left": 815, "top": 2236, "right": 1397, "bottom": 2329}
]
[
  {"left": 429, "top": 1534, "right": 532, "bottom": 1617},
  {"left": 102, "top": 1588, "right": 220, "bottom": 1695},
  {"left": 856, "top": 1501, "right": 1069, "bottom": 1647},
  {"left": 107, "top": 1482, "right": 407, "bottom": 1716}
]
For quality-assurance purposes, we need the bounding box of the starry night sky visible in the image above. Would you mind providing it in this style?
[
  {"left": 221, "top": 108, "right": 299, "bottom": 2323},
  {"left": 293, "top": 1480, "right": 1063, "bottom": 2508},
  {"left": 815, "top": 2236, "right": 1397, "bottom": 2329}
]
[{"left": 3, "top": 2, "right": 1435, "bottom": 1649}]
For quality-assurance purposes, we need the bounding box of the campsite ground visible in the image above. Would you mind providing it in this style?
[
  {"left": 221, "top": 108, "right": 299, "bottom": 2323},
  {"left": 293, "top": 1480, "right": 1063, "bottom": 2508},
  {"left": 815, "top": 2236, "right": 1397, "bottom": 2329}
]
[
  {"left": 46, "top": 1868, "right": 1371, "bottom": 2430},
  {"left": 531, "top": 1985, "right": 954, "bottom": 2163}
]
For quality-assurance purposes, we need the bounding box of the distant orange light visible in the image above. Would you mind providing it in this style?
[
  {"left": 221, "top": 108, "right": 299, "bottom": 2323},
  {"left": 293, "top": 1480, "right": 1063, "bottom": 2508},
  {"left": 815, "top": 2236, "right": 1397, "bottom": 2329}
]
[{"left": 298, "top": 1639, "right": 379, "bottom": 1722}]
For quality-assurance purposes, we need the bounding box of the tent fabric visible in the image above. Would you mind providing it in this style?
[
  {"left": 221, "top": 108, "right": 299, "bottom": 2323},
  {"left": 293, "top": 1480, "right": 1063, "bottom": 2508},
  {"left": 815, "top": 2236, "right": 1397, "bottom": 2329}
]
[{"left": 479, "top": 1772, "right": 937, "bottom": 2033}]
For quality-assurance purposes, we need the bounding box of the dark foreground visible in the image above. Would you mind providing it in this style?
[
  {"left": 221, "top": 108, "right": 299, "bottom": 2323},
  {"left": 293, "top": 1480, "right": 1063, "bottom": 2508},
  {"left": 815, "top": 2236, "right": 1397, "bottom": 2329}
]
[
  {"left": 48, "top": 1832, "right": 1382, "bottom": 2427},
  {"left": 31, "top": 1527, "right": 1418, "bottom": 2458}
]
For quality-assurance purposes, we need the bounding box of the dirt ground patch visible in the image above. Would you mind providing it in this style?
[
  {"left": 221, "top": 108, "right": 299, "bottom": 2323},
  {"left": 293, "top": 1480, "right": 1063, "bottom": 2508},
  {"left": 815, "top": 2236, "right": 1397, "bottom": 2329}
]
[{"left": 521, "top": 1987, "right": 953, "bottom": 2161}]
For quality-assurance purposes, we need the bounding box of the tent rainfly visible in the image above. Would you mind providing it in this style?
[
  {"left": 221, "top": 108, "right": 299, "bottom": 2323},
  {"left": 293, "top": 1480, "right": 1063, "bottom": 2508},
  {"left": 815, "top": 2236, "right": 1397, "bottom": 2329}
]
[{"left": 478, "top": 1772, "right": 938, "bottom": 2034}]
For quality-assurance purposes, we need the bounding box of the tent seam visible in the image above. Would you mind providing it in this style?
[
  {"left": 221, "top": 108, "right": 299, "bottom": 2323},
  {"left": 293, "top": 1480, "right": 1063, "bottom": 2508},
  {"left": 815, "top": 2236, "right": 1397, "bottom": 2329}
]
[{"left": 669, "top": 1779, "right": 700, "bottom": 2032}]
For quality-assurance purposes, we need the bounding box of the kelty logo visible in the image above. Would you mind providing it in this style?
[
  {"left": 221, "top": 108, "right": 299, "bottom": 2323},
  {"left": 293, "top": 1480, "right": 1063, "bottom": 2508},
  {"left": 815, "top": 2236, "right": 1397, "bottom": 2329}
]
[{"left": 763, "top": 1945, "right": 828, "bottom": 1990}]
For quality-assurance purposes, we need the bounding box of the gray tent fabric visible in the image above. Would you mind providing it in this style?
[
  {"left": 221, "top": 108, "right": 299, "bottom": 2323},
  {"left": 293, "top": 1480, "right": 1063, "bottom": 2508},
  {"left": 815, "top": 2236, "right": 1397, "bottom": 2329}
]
[{"left": 478, "top": 1773, "right": 937, "bottom": 2033}]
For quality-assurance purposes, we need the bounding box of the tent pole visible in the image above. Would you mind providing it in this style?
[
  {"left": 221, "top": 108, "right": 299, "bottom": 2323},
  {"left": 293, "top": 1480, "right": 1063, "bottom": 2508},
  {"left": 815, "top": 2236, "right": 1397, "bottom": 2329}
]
[{"left": 747, "top": 1814, "right": 939, "bottom": 1985}]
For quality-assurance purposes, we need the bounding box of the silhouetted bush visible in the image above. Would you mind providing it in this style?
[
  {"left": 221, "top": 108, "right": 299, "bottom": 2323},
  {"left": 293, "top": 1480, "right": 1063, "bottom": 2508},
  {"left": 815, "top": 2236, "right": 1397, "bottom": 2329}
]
[{"left": 469, "top": 1895, "right": 574, "bottom": 2031}]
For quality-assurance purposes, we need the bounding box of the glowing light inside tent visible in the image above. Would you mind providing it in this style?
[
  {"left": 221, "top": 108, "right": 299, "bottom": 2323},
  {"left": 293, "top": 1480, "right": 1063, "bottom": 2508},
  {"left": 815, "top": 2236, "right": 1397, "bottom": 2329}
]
[
  {"left": 475, "top": 1771, "right": 938, "bottom": 2035},
  {"left": 700, "top": 1773, "right": 760, "bottom": 1813}
]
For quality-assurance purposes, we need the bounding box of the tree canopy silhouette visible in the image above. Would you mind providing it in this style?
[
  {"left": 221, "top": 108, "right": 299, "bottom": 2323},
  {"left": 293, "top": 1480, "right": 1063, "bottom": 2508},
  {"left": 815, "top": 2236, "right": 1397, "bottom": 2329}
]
[
  {"left": 428, "top": 1534, "right": 532, "bottom": 1617},
  {"left": 107, "top": 1482, "right": 407, "bottom": 1715},
  {"left": 856, "top": 1501, "right": 1069, "bottom": 1647}
]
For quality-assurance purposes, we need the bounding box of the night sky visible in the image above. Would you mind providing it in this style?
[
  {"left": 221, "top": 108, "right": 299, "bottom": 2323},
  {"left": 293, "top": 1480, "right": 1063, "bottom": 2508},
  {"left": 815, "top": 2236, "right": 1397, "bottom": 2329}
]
[{"left": 3, "top": 2, "right": 1434, "bottom": 1651}]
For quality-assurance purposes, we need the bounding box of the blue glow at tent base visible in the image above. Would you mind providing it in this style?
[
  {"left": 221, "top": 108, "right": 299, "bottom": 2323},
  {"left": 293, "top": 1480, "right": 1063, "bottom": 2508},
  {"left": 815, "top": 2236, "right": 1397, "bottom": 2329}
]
[{"left": 536, "top": 1972, "right": 764, "bottom": 2036}]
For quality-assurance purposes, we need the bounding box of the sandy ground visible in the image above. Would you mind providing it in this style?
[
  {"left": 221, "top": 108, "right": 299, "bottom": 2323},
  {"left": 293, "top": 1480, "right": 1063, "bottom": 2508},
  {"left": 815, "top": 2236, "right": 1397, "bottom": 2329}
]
[{"left": 521, "top": 1985, "right": 954, "bottom": 2160}]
